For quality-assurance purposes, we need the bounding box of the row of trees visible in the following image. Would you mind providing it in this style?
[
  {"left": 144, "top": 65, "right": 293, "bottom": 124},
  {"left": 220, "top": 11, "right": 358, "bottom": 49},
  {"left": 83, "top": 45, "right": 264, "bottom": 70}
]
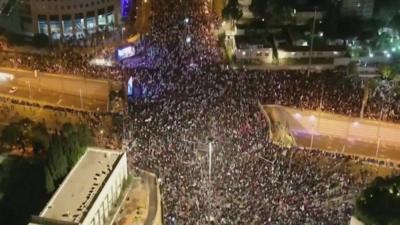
[
  {"left": 0, "top": 119, "right": 92, "bottom": 192},
  {"left": 347, "top": 63, "right": 400, "bottom": 119},
  {"left": 1, "top": 118, "right": 50, "bottom": 154},
  {"left": 0, "top": 120, "right": 92, "bottom": 224},
  {"left": 44, "top": 123, "right": 92, "bottom": 192},
  {"left": 222, "top": 0, "right": 243, "bottom": 24},
  {"left": 355, "top": 175, "right": 400, "bottom": 224}
]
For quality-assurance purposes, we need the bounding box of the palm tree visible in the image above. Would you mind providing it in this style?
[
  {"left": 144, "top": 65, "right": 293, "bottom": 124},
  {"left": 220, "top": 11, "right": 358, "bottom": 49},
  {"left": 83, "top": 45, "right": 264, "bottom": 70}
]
[
  {"left": 222, "top": 0, "right": 243, "bottom": 26},
  {"left": 360, "top": 65, "right": 400, "bottom": 119}
]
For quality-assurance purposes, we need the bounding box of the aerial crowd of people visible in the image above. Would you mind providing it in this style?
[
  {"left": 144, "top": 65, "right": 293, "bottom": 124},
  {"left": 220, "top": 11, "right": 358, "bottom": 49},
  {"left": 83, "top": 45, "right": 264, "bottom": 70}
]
[
  {"left": 121, "top": 0, "right": 395, "bottom": 224},
  {"left": 0, "top": 0, "right": 400, "bottom": 224}
]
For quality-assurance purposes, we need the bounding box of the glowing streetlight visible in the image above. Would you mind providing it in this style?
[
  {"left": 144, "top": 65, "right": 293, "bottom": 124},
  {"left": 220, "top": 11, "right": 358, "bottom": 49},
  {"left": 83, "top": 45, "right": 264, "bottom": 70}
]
[
  {"left": 293, "top": 113, "right": 302, "bottom": 119},
  {"left": 186, "top": 36, "right": 191, "bottom": 43}
]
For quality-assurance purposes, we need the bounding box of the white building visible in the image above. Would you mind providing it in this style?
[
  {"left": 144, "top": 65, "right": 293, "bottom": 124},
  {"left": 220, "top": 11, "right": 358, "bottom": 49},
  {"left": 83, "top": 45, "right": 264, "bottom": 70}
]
[
  {"left": 292, "top": 8, "right": 325, "bottom": 25},
  {"left": 277, "top": 46, "right": 347, "bottom": 59},
  {"left": 29, "top": 147, "right": 128, "bottom": 225},
  {"left": 234, "top": 35, "right": 273, "bottom": 64}
]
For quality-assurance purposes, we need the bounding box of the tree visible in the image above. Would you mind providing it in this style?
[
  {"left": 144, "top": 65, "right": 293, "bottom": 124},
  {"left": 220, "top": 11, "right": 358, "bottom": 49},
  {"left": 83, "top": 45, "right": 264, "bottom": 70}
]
[
  {"left": 354, "top": 175, "right": 400, "bottom": 225},
  {"left": 61, "top": 122, "right": 75, "bottom": 138},
  {"left": 46, "top": 134, "right": 68, "bottom": 181},
  {"left": 379, "top": 64, "right": 395, "bottom": 80},
  {"left": 1, "top": 123, "right": 22, "bottom": 149},
  {"left": 44, "top": 165, "right": 55, "bottom": 193},
  {"left": 249, "top": 0, "right": 268, "bottom": 18},
  {"left": 76, "top": 124, "right": 92, "bottom": 148},
  {"left": 358, "top": 64, "right": 400, "bottom": 119},
  {"left": 222, "top": 0, "right": 243, "bottom": 24},
  {"left": 249, "top": 0, "right": 293, "bottom": 24},
  {"left": 32, "top": 33, "right": 49, "bottom": 48},
  {"left": 59, "top": 123, "right": 88, "bottom": 169},
  {"left": 18, "top": 118, "right": 34, "bottom": 152},
  {"left": 30, "top": 123, "right": 50, "bottom": 154}
]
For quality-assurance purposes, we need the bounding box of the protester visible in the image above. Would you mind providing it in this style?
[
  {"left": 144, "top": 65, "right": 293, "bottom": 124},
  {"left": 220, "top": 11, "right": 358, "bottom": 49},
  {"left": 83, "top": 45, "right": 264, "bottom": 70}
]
[{"left": 0, "top": 0, "right": 399, "bottom": 223}]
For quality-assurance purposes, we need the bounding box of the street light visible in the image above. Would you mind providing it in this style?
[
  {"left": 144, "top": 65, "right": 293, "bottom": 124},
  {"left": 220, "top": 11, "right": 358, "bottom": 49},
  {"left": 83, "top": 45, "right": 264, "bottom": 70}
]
[
  {"left": 183, "top": 137, "right": 217, "bottom": 223},
  {"left": 309, "top": 115, "right": 317, "bottom": 149},
  {"left": 25, "top": 81, "right": 32, "bottom": 99},
  {"left": 208, "top": 141, "right": 213, "bottom": 184}
]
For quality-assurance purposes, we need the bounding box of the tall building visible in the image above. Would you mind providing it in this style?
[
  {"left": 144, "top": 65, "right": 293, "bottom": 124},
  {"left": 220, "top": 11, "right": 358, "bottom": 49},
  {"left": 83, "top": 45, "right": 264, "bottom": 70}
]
[
  {"left": 0, "top": 0, "right": 134, "bottom": 39},
  {"left": 340, "top": 0, "right": 375, "bottom": 19},
  {"left": 29, "top": 148, "right": 128, "bottom": 225},
  {"left": 0, "top": 0, "right": 34, "bottom": 35}
]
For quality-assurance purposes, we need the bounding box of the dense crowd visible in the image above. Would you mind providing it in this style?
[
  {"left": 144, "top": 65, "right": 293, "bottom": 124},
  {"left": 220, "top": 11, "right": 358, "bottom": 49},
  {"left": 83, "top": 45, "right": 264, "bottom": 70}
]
[
  {"left": 119, "top": 0, "right": 385, "bottom": 224},
  {"left": 0, "top": 0, "right": 399, "bottom": 223}
]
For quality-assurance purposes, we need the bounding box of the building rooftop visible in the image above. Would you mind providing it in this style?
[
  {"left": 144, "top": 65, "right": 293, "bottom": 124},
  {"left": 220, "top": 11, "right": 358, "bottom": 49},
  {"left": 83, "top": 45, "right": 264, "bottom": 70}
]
[
  {"left": 279, "top": 44, "right": 347, "bottom": 52},
  {"left": 38, "top": 148, "right": 123, "bottom": 224},
  {"left": 235, "top": 35, "right": 272, "bottom": 48}
]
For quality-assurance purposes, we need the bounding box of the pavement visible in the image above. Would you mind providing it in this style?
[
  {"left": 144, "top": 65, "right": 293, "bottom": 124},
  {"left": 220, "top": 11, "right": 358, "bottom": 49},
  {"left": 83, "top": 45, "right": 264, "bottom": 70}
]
[
  {"left": 0, "top": 103, "right": 82, "bottom": 129},
  {"left": 134, "top": 0, "right": 152, "bottom": 35},
  {"left": 112, "top": 171, "right": 162, "bottom": 225},
  {"left": 0, "top": 67, "right": 110, "bottom": 111},
  {"left": 264, "top": 105, "right": 400, "bottom": 163}
]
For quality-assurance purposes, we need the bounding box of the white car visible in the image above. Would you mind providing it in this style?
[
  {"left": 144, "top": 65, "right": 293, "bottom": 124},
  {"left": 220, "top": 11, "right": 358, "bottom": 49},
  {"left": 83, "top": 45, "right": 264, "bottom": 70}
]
[
  {"left": 0, "top": 72, "right": 14, "bottom": 81},
  {"left": 9, "top": 86, "right": 17, "bottom": 94}
]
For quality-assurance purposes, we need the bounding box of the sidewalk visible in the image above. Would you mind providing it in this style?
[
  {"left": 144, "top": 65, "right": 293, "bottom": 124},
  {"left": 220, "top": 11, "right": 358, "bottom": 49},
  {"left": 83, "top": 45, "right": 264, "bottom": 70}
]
[{"left": 111, "top": 170, "right": 162, "bottom": 225}]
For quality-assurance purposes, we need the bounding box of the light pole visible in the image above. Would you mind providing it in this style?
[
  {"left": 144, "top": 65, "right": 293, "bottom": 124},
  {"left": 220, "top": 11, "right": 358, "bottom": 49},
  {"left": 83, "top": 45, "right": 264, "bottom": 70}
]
[
  {"left": 310, "top": 124, "right": 315, "bottom": 149},
  {"left": 208, "top": 141, "right": 213, "bottom": 184},
  {"left": 79, "top": 88, "right": 83, "bottom": 109},
  {"left": 25, "top": 81, "right": 32, "bottom": 99},
  {"left": 183, "top": 137, "right": 216, "bottom": 223},
  {"left": 376, "top": 136, "right": 381, "bottom": 158},
  {"left": 307, "top": 7, "right": 317, "bottom": 76}
]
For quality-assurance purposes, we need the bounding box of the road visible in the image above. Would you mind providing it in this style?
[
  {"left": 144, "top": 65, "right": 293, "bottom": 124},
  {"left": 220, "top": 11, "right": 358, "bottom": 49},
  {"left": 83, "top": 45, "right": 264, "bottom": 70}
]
[
  {"left": 264, "top": 105, "right": 400, "bottom": 163},
  {"left": 0, "top": 67, "right": 109, "bottom": 111}
]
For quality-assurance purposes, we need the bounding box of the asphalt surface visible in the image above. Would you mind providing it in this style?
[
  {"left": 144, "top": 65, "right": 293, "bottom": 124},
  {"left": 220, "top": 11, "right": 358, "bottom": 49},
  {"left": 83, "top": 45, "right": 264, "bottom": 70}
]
[
  {"left": 143, "top": 172, "right": 159, "bottom": 225},
  {"left": 265, "top": 105, "right": 400, "bottom": 162},
  {"left": 0, "top": 67, "right": 109, "bottom": 111}
]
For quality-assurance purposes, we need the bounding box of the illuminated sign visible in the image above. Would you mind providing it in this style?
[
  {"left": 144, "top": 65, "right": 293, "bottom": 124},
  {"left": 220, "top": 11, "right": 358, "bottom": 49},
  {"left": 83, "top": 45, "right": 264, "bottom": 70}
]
[
  {"left": 117, "top": 46, "right": 136, "bottom": 60},
  {"left": 121, "top": 0, "right": 131, "bottom": 19}
]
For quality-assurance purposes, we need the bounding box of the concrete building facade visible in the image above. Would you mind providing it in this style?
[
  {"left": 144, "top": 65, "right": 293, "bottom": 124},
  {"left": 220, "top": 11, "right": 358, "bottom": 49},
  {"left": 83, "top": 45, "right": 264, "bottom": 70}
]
[
  {"left": 31, "top": 0, "right": 123, "bottom": 40},
  {"left": 29, "top": 147, "right": 128, "bottom": 225},
  {"left": 0, "top": 0, "right": 133, "bottom": 39}
]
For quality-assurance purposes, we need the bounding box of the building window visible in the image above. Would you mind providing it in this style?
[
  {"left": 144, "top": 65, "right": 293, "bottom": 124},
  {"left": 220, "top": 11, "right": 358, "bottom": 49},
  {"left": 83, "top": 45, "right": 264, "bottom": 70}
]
[
  {"left": 62, "top": 15, "right": 73, "bottom": 38},
  {"left": 74, "top": 13, "right": 85, "bottom": 37},
  {"left": 106, "top": 13, "right": 114, "bottom": 27},
  {"left": 86, "top": 11, "right": 96, "bottom": 34},
  {"left": 107, "top": 5, "right": 113, "bottom": 12},
  {"left": 38, "top": 19, "right": 48, "bottom": 36},
  {"left": 49, "top": 15, "right": 61, "bottom": 39}
]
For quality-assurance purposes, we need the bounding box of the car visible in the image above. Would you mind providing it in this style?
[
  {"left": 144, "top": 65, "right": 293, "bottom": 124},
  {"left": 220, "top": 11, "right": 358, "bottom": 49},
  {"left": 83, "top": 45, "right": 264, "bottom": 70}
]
[
  {"left": 9, "top": 86, "right": 17, "bottom": 94},
  {"left": 0, "top": 72, "right": 14, "bottom": 81}
]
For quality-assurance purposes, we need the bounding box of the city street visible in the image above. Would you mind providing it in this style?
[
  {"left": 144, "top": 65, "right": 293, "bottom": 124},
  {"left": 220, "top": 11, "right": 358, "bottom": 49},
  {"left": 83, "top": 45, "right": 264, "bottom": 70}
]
[
  {"left": 264, "top": 105, "right": 400, "bottom": 163},
  {"left": 0, "top": 67, "right": 110, "bottom": 111}
]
